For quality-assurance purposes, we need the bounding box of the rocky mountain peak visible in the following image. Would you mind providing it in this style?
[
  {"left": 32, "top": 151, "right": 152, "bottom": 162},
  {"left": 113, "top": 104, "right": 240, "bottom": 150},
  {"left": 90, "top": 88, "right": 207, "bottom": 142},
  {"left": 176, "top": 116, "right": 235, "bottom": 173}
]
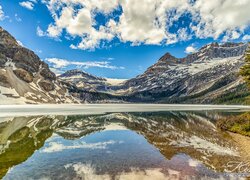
[
  {"left": 0, "top": 27, "right": 19, "bottom": 48},
  {"left": 182, "top": 42, "right": 247, "bottom": 64},
  {"left": 143, "top": 42, "right": 247, "bottom": 71},
  {"left": 0, "top": 27, "right": 56, "bottom": 81},
  {"left": 60, "top": 69, "right": 86, "bottom": 77},
  {"left": 158, "top": 52, "right": 177, "bottom": 61},
  {"left": 59, "top": 69, "right": 105, "bottom": 81},
  {"left": 0, "top": 27, "right": 79, "bottom": 104}
]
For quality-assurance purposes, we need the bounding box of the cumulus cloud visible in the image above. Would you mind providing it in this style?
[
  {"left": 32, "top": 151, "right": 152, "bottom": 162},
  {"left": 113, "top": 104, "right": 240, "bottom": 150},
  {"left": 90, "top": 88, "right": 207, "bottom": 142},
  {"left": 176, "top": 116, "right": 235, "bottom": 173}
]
[
  {"left": 37, "top": 26, "right": 61, "bottom": 40},
  {"left": 0, "top": 5, "right": 5, "bottom": 21},
  {"left": 40, "top": 0, "right": 250, "bottom": 50},
  {"left": 45, "top": 58, "right": 125, "bottom": 70},
  {"left": 19, "top": 1, "right": 35, "bottom": 10},
  {"left": 222, "top": 30, "right": 241, "bottom": 42},
  {"left": 185, "top": 44, "right": 197, "bottom": 54}
]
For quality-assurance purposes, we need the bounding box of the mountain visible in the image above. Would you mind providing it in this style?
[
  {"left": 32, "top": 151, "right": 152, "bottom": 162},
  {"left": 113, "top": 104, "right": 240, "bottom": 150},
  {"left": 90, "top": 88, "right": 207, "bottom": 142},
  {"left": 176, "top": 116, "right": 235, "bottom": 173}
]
[
  {"left": 0, "top": 27, "right": 128, "bottom": 104},
  {"left": 115, "top": 42, "right": 249, "bottom": 104},
  {"left": 0, "top": 26, "right": 249, "bottom": 104},
  {"left": 0, "top": 27, "right": 81, "bottom": 104},
  {"left": 59, "top": 69, "right": 126, "bottom": 93}
]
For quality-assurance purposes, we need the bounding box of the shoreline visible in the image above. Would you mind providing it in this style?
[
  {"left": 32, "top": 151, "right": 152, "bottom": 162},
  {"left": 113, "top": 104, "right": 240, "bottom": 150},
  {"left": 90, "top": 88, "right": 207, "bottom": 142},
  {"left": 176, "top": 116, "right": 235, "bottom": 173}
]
[{"left": 0, "top": 104, "right": 250, "bottom": 118}]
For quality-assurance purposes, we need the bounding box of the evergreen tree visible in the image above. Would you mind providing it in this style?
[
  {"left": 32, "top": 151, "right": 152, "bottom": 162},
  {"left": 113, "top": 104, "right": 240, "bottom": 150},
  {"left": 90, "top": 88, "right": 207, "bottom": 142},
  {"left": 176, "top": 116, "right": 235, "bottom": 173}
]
[{"left": 240, "top": 43, "right": 250, "bottom": 87}]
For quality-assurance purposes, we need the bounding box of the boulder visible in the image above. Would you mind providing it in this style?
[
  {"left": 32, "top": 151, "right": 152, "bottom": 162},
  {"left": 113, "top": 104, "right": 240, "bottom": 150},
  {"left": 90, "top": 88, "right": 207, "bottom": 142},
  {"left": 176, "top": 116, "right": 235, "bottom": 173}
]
[
  {"left": 13, "top": 68, "right": 33, "bottom": 83},
  {"left": 38, "top": 80, "right": 55, "bottom": 91}
]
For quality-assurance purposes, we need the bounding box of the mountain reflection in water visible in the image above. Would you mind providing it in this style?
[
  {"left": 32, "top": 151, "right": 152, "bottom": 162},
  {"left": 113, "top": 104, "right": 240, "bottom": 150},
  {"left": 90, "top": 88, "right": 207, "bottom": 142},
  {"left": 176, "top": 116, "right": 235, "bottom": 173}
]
[{"left": 0, "top": 111, "right": 249, "bottom": 179}]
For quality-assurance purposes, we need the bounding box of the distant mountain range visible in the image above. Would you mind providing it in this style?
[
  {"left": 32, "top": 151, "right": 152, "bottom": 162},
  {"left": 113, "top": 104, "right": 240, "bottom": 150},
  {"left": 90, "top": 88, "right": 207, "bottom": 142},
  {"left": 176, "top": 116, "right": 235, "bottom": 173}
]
[
  {"left": 117, "top": 42, "right": 249, "bottom": 104},
  {"left": 59, "top": 69, "right": 126, "bottom": 92},
  {"left": 0, "top": 26, "right": 249, "bottom": 104}
]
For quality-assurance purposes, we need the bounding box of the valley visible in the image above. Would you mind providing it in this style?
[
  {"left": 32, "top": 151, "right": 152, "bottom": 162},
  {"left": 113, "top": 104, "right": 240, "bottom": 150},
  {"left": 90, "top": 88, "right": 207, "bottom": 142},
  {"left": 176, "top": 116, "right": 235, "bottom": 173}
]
[{"left": 0, "top": 26, "right": 249, "bottom": 105}]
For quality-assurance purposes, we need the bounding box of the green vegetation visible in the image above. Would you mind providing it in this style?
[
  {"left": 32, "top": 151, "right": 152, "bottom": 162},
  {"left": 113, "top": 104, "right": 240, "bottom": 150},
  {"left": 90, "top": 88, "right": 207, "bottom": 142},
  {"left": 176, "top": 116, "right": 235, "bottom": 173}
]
[
  {"left": 213, "top": 83, "right": 250, "bottom": 105},
  {"left": 217, "top": 112, "right": 250, "bottom": 137},
  {"left": 240, "top": 43, "right": 250, "bottom": 87}
]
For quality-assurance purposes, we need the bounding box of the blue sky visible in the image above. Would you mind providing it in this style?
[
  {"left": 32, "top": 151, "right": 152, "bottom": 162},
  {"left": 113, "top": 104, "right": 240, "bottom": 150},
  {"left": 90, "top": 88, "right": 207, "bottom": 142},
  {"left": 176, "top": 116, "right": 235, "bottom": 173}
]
[{"left": 0, "top": 0, "right": 250, "bottom": 79}]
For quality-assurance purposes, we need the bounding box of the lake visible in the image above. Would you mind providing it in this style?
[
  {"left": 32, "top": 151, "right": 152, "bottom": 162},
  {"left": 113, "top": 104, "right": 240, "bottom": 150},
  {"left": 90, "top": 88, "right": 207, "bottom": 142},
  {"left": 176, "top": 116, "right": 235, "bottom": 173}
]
[{"left": 0, "top": 109, "right": 250, "bottom": 179}]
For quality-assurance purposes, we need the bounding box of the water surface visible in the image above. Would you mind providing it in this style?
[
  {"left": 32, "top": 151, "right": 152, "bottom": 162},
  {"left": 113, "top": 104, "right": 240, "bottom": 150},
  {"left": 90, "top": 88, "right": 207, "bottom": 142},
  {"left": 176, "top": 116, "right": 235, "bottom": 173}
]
[{"left": 0, "top": 111, "right": 249, "bottom": 179}]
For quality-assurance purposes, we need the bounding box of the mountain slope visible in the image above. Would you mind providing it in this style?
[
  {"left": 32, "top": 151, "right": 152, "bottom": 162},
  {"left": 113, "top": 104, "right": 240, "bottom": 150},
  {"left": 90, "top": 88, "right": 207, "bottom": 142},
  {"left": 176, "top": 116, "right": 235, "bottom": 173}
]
[
  {"left": 115, "top": 42, "right": 248, "bottom": 103},
  {"left": 0, "top": 26, "right": 249, "bottom": 104},
  {"left": 59, "top": 69, "right": 126, "bottom": 93},
  {"left": 0, "top": 27, "right": 79, "bottom": 104}
]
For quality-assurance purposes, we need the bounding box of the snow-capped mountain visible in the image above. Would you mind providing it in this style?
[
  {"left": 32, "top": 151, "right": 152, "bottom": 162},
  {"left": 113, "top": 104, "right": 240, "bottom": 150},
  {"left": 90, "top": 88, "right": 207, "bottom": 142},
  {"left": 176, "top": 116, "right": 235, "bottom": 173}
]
[
  {"left": 59, "top": 69, "right": 108, "bottom": 92},
  {"left": 115, "top": 42, "right": 248, "bottom": 103},
  {"left": 59, "top": 69, "right": 126, "bottom": 92},
  {"left": 0, "top": 27, "right": 79, "bottom": 104},
  {"left": 0, "top": 27, "right": 125, "bottom": 104},
  {"left": 0, "top": 26, "right": 249, "bottom": 104}
]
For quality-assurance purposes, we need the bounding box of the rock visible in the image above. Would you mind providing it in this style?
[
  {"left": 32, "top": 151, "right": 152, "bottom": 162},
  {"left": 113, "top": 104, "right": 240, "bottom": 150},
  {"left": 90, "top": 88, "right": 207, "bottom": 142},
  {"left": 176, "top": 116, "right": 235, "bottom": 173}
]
[
  {"left": 38, "top": 80, "right": 55, "bottom": 91},
  {"left": 0, "top": 26, "right": 79, "bottom": 104},
  {"left": 40, "top": 63, "right": 56, "bottom": 80},
  {"left": 115, "top": 42, "right": 248, "bottom": 103},
  {"left": 13, "top": 68, "right": 33, "bottom": 83},
  {"left": 0, "top": 53, "right": 7, "bottom": 68},
  {"left": 0, "top": 70, "right": 10, "bottom": 87},
  {"left": 59, "top": 69, "right": 108, "bottom": 92}
]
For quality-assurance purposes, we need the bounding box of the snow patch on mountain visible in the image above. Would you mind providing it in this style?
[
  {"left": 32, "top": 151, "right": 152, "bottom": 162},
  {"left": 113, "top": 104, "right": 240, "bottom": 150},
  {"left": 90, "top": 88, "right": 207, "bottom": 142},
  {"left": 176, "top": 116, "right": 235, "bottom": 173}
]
[{"left": 105, "top": 78, "right": 127, "bottom": 85}]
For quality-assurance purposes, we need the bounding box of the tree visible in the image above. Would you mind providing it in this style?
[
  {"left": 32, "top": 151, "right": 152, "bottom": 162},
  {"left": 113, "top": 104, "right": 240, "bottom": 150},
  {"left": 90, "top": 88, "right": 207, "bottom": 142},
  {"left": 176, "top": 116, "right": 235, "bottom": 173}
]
[{"left": 240, "top": 43, "right": 250, "bottom": 87}]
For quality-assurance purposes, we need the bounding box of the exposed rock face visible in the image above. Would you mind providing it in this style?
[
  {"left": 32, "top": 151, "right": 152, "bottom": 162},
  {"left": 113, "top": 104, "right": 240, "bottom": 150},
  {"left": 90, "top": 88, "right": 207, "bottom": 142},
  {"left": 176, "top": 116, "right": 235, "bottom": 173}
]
[
  {"left": 55, "top": 42, "right": 249, "bottom": 104},
  {"left": 0, "top": 70, "right": 9, "bottom": 87},
  {"left": 0, "top": 27, "right": 126, "bottom": 104},
  {"left": 0, "top": 26, "right": 249, "bottom": 104},
  {"left": 0, "top": 26, "right": 78, "bottom": 104},
  {"left": 59, "top": 69, "right": 108, "bottom": 92},
  {"left": 13, "top": 68, "right": 33, "bottom": 83},
  {"left": 115, "top": 42, "right": 248, "bottom": 103},
  {"left": 38, "top": 80, "right": 55, "bottom": 91}
]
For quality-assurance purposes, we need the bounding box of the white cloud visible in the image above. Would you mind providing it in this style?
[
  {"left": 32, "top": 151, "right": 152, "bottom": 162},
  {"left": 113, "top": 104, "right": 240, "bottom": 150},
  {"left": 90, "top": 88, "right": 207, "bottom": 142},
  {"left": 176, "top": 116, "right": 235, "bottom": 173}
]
[
  {"left": 19, "top": 1, "right": 35, "bottom": 10},
  {"left": 36, "top": 26, "right": 46, "bottom": 37},
  {"left": 185, "top": 44, "right": 197, "bottom": 54},
  {"left": 37, "top": 26, "right": 62, "bottom": 41},
  {"left": 47, "top": 24, "right": 62, "bottom": 37},
  {"left": 41, "top": 0, "right": 250, "bottom": 50},
  {"left": 177, "top": 28, "right": 191, "bottom": 41},
  {"left": 0, "top": 5, "right": 5, "bottom": 21},
  {"left": 222, "top": 30, "right": 241, "bottom": 42},
  {"left": 116, "top": 0, "right": 166, "bottom": 45},
  {"left": 49, "top": 67, "right": 64, "bottom": 76},
  {"left": 45, "top": 58, "right": 125, "bottom": 70},
  {"left": 242, "top": 34, "right": 250, "bottom": 41},
  {"left": 193, "top": 0, "right": 250, "bottom": 39},
  {"left": 17, "top": 40, "right": 24, "bottom": 47},
  {"left": 15, "top": 14, "right": 22, "bottom": 22}
]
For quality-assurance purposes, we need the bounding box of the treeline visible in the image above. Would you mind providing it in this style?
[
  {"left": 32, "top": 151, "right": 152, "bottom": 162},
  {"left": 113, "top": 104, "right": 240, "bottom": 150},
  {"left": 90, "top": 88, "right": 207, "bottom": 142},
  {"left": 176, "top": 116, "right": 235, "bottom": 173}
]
[{"left": 240, "top": 43, "right": 250, "bottom": 87}]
